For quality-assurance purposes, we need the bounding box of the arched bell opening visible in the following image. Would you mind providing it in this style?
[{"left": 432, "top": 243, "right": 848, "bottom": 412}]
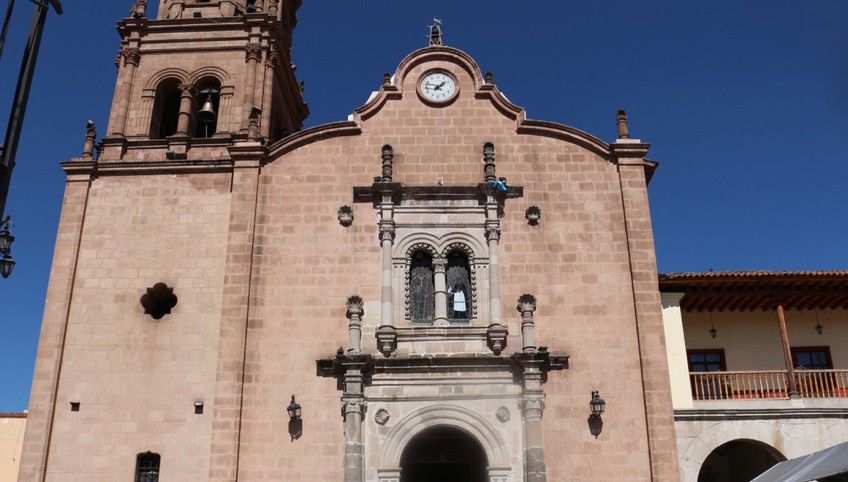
[
  {"left": 698, "top": 439, "right": 786, "bottom": 482},
  {"left": 194, "top": 76, "right": 221, "bottom": 138},
  {"left": 400, "top": 426, "right": 488, "bottom": 482},
  {"left": 150, "top": 78, "right": 181, "bottom": 139}
]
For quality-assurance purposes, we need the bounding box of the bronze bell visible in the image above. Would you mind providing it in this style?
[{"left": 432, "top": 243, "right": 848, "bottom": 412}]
[{"left": 198, "top": 95, "right": 217, "bottom": 123}]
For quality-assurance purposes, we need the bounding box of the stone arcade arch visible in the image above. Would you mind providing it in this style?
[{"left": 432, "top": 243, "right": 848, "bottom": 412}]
[
  {"left": 378, "top": 405, "right": 511, "bottom": 482},
  {"left": 697, "top": 439, "right": 785, "bottom": 482}
]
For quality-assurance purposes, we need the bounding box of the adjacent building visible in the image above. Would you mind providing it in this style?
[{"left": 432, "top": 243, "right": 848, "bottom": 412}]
[
  {"left": 0, "top": 413, "right": 25, "bottom": 482},
  {"left": 661, "top": 271, "right": 848, "bottom": 481}
]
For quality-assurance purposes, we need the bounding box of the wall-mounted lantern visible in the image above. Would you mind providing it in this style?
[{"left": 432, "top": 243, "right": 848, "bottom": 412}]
[
  {"left": 0, "top": 217, "right": 15, "bottom": 279},
  {"left": 287, "top": 395, "right": 302, "bottom": 421},
  {"left": 590, "top": 391, "right": 606, "bottom": 420}
]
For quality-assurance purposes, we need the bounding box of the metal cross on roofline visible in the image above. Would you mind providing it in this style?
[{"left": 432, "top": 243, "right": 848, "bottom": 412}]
[{"left": 428, "top": 17, "right": 443, "bottom": 47}]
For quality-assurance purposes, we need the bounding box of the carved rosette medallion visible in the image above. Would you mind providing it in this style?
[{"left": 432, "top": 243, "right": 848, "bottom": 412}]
[
  {"left": 374, "top": 408, "right": 390, "bottom": 425},
  {"left": 495, "top": 406, "right": 511, "bottom": 423}
]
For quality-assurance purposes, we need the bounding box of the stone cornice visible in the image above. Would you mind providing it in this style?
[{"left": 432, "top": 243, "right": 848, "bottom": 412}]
[{"left": 675, "top": 407, "right": 848, "bottom": 421}]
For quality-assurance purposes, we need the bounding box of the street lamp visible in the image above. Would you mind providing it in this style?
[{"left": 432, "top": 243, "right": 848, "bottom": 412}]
[
  {"left": 589, "top": 391, "right": 606, "bottom": 420},
  {"left": 0, "top": 216, "right": 13, "bottom": 278}
]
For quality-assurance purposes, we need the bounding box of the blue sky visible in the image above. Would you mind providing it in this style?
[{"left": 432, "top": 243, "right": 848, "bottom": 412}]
[{"left": 0, "top": 1, "right": 846, "bottom": 411}]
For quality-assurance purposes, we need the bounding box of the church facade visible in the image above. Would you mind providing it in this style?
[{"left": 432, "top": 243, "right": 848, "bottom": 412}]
[{"left": 17, "top": 1, "right": 681, "bottom": 481}]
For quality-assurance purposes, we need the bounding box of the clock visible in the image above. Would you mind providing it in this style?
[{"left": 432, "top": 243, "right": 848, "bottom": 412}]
[{"left": 419, "top": 71, "right": 458, "bottom": 103}]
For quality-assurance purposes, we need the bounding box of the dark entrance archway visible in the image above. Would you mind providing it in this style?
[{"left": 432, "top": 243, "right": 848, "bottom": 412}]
[
  {"left": 400, "top": 426, "right": 488, "bottom": 482},
  {"left": 698, "top": 439, "right": 786, "bottom": 482}
]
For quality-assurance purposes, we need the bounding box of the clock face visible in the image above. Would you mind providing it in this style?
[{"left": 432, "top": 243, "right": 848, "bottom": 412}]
[{"left": 419, "top": 72, "right": 457, "bottom": 103}]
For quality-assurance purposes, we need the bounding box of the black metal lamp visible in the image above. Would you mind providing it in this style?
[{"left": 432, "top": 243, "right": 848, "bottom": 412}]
[
  {"left": 0, "top": 255, "right": 14, "bottom": 279},
  {"left": 287, "top": 395, "right": 302, "bottom": 421},
  {"left": 0, "top": 227, "right": 13, "bottom": 254},
  {"left": 590, "top": 391, "right": 606, "bottom": 420}
]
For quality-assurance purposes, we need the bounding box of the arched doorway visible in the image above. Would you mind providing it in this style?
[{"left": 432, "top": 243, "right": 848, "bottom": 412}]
[
  {"left": 400, "top": 426, "right": 488, "bottom": 482},
  {"left": 698, "top": 439, "right": 786, "bottom": 482}
]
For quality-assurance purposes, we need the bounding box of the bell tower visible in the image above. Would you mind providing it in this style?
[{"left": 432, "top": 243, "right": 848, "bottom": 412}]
[{"left": 101, "top": 0, "right": 307, "bottom": 160}]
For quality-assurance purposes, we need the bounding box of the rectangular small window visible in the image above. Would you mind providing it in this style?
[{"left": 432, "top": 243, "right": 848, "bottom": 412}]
[
  {"left": 687, "top": 349, "right": 726, "bottom": 372},
  {"left": 791, "top": 346, "right": 832, "bottom": 370}
]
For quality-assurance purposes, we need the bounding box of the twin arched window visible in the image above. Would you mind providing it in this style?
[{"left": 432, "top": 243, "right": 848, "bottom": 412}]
[{"left": 409, "top": 248, "right": 472, "bottom": 324}]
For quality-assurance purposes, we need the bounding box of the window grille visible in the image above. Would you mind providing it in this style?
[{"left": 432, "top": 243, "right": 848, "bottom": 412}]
[
  {"left": 410, "top": 253, "right": 435, "bottom": 323},
  {"left": 136, "top": 452, "right": 160, "bottom": 482},
  {"left": 446, "top": 252, "right": 472, "bottom": 323}
]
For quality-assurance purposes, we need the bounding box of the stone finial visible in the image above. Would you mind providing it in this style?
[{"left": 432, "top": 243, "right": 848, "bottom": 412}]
[
  {"left": 248, "top": 107, "right": 262, "bottom": 140},
  {"left": 485, "top": 72, "right": 493, "bottom": 84},
  {"left": 337, "top": 205, "right": 353, "bottom": 227},
  {"left": 346, "top": 295, "right": 364, "bottom": 354},
  {"left": 616, "top": 109, "right": 630, "bottom": 139},
  {"left": 346, "top": 295, "right": 364, "bottom": 318},
  {"left": 517, "top": 294, "right": 537, "bottom": 315},
  {"left": 517, "top": 294, "right": 537, "bottom": 353},
  {"left": 267, "top": 0, "right": 278, "bottom": 16},
  {"left": 82, "top": 121, "right": 97, "bottom": 159},
  {"left": 525, "top": 205, "right": 541, "bottom": 226},
  {"left": 383, "top": 73, "right": 391, "bottom": 86},
  {"left": 132, "top": 0, "right": 147, "bottom": 18},
  {"left": 483, "top": 142, "right": 496, "bottom": 182},
  {"left": 381, "top": 144, "right": 393, "bottom": 182}
]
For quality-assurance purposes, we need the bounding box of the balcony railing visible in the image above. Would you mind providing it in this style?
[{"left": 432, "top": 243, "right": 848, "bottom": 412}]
[{"left": 690, "top": 370, "right": 848, "bottom": 401}]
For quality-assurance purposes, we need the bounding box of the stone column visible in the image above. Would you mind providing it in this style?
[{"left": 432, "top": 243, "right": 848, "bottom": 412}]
[
  {"left": 175, "top": 83, "right": 196, "bottom": 136},
  {"left": 522, "top": 393, "right": 547, "bottom": 482},
  {"left": 433, "top": 256, "right": 449, "bottom": 326},
  {"left": 241, "top": 43, "right": 262, "bottom": 132},
  {"left": 340, "top": 353, "right": 370, "bottom": 482},
  {"left": 347, "top": 296, "right": 364, "bottom": 354},
  {"left": 518, "top": 295, "right": 537, "bottom": 353},
  {"left": 108, "top": 47, "right": 140, "bottom": 137},
  {"left": 775, "top": 302, "right": 800, "bottom": 397},
  {"left": 260, "top": 48, "right": 278, "bottom": 138},
  {"left": 342, "top": 398, "right": 366, "bottom": 482},
  {"left": 516, "top": 294, "right": 545, "bottom": 481},
  {"left": 486, "top": 221, "right": 502, "bottom": 325},
  {"left": 375, "top": 194, "right": 397, "bottom": 356}
]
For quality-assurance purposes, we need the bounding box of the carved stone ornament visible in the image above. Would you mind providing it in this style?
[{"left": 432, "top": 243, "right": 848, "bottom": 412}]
[
  {"left": 374, "top": 408, "right": 390, "bottom": 425},
  {"left": 525, "top": 205, "right": 541, "bottom": 225},
  {"left": 121, "top": 48, "right": 141, "bottom": 67},
  {"left": 337, "top": 205, "right": 354, "bottom": 227},
  {"left": 140, "top": 282, "right": 178, "bottom": 320},
  {"left": 517, "top": 294, "right": 537, "bottom": 315},
  {"left": 244, "top": 43, "right": 263, "bottom": 62},
  {"left": 345, "top": 295, "right": 364, "bottom": 318},
  {"left": 495, "top": 406, "right": 511, "bottom": 423},
  {"left": 487, "top": 323, "right": 507, "bottom": 355}
]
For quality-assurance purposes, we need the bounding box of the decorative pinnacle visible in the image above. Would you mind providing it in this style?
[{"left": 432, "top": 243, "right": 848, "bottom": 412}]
[{"left": 616, "top": 109, "right": 630, "bottom": 139}]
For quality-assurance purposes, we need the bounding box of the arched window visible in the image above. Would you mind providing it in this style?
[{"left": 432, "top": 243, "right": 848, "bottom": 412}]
[
  {"left": 135, "top": 452, "right": 160, "bottom": 482},
  {"left": 410, "top": 251, "right": 435, "bottom": 323},
  {"left": 150, "top": 78, "right": 181, "bottom": 139},
  {"left": 194, "top": 77, "right": 221, "bottom": 138},
  {"left": 446, "top": 251, "right": 472, "bottom": 322}
]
